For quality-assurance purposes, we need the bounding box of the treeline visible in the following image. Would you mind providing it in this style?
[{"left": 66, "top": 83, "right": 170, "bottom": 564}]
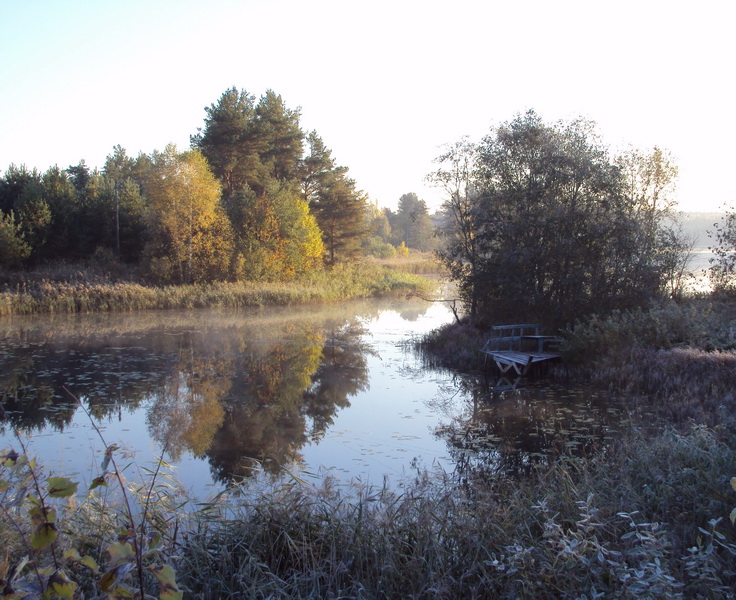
[
  {"left": 0, "top": 87, "right": 433, "bottom": 283},
  {"left": 367, "top": 192, "right": 438, "bottom": 258}
]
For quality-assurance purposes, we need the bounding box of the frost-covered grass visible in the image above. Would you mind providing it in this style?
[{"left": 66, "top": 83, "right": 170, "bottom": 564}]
[{"left": 4, "top": 422, "right": 735, "bottom": 599}]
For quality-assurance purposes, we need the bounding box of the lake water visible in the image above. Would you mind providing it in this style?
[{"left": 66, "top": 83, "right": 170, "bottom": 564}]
[{"left": 0, "top": 297, "right": 629, "bottom": 500}]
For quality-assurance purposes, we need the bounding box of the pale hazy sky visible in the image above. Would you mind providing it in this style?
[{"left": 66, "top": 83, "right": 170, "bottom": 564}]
[{"left": 1, "top": 0, "right": 733, "bottom": 212}]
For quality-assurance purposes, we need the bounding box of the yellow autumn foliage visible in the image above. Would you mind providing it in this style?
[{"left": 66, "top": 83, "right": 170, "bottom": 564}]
[{"left": 144, "top": 146, "right": 234, "bottom": 284}]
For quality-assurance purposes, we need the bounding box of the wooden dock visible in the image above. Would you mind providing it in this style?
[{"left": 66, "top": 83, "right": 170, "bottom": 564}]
[{"left": 480, "top": 324, "right": 561, "bottom": 375}]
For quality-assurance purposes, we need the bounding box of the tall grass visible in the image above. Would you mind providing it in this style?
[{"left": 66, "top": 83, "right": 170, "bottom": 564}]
[
  {"left": 560, "top": 300, "right": 736, "bottom": 362},
  {"left": 556, "top": 300, "right": 736, "bottom": 428},
  {"left": 370, "top": 252, "right": 447, "bottom": 276},
  {"left": 0, "top": 263, "right": 435, "bottom": 316},
  {"left": 416, "top": 319, "right": 488, "bottom": 372},
  {"left": 5, "top": 422, "right": 735, "bottom": 599},
  {"left": 171, "top": 423, "right": 736, "bottom": 599}
]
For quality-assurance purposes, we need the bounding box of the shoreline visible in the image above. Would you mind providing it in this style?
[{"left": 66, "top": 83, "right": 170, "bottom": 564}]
[{"left": 0, "top": 262, "right": 438, "bottom": 316}]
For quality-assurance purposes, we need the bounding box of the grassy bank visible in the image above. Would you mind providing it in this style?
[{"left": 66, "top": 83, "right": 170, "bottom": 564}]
[
  {"left": 369, "top": 251, "right": 446, "bottom": 276},
  {"left": 416, "top": 299, "right": 736, "bottom": 373},
  {"left": 0, "top": 262, "right": 435, "bottom": 316},
  {"left": 177, "top": 425, "right": 736, "bottom": 599},
  {"left": 3, "top": 421, "right": 735, "bottom": 599}
]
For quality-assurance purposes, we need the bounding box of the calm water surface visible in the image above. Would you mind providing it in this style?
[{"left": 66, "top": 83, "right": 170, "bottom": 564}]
[{"left": 0, "top": 298, "right": 629, "bottom": 499}]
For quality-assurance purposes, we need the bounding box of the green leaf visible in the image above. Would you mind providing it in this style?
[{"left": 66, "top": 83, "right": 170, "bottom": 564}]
[
  {"left": 108, "top": 584, "right": 135, "bottom": 598},
  {"left": 62, "top": 548, "right": 81, "bottom": 561},
  {"left": 0, "top": 477, "right": 8, "bottom": 493},
  {"left": 62, "top": 548, "right": 99, "bottom": 572},
  {"left": 30, "top": 522, "right": 58, "bottom": 550},
  {"left": 101, "top": 444, "right": 119, "bottom": 472},
  {"left": 100, "top": 562, "right": 135, "bottom": 592},
  {"left": 0, "top": 449, "right": 20, "bottom": 466},
  {"left": 108, "top": 541, "right": 135, "bottom": 568},
  {"left": 47, "top": 476, "right": 79, "bottom": 498},
  {"left": 148, "top": 531, "right": 162, "bottom": 551},
  {"left": 731, "top": 477, "right": 736, "bottom": 492},
  {"left": 90, "top": 475, "right": 107, "bottom": 490},
  {"left": 149, "top": 564, "right": 183, "bottom": 600},
  {"left": 99, "top": 567, "right": 118, "bottom": 592},
  {"left": 730, "top": 507, "right": 736, "bottom": 526},
  {"left": 29, "top": 505, "right": 56, "bottom": 526},
  {"left": 80, "top": 555, "right": 100, "bottom": 572}
]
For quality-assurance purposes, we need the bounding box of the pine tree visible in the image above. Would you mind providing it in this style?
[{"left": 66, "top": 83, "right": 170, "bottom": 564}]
[{"left": 312, "top": 172, "right": 368, "bottom": 266}]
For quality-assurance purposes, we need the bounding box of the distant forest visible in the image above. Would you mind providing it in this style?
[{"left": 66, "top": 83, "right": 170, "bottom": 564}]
[{"left": 0, "top": 87, "right": 436, "bottom": 283}]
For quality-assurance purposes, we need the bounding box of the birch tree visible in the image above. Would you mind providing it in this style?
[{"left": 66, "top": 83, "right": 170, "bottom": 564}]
[{"left": 144, "top": 146, "right": 234, "bottom": 283}]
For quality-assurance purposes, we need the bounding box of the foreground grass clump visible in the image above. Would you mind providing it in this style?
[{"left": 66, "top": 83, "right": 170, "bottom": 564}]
[
  {"left": 0, "top": 262, "right": 434, "bottom": 316},
  {"left": 180, "top": 428, "right": 736, "bottom": 599},
  {"left": 3, "top": 423, "right": 736, "bottom": 599},
  {"left": 177, "top": 426, "right": 736, "bottom": 598}
]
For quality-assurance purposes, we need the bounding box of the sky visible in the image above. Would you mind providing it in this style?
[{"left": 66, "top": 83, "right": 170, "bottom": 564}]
[{"left": 1, "top": 0, "right": 734, "bottom": 212}]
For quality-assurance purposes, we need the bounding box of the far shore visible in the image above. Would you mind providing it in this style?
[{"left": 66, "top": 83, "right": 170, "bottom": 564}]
[{"left": 0, "top": 258, "right": 442, "bottom": 317}]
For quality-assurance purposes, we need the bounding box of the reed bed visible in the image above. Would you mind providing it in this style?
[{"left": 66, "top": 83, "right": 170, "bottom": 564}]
[
  {"left": 4, "top": 421, "right": 735, "bottom": 599},
  {"left": 587, "top": 346, "right": 736, "bottom": 428},
  {"left": 556, "top": 300, "right": 736, "bottom": 429},
  {"left": 0, "top": 263, "right": 434, "bottom": 316},
  {"left": 174, "top": 423, "right": 736, "bottom": 599},
  {"left": 415, "top": 319, "right": 488, "bottom": 372},
  {"left": 369, "top": 252, "right": 447, "bottom": 276}
]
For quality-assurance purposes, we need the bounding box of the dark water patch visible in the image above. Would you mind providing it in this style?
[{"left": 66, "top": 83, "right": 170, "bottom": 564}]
[{"left": 429, "top": 378, "right": 632, "bottom": 480}]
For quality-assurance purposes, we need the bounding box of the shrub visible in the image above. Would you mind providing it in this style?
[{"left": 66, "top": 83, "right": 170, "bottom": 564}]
[
  {"left": 1, "top": 434, "right": 184, "bottom": 599},
  {"left": 561, "top": 301, "right": 736, "bottom": 366},
  {"left": 363, "top": 235, "right": 397, "bottom": 259}
]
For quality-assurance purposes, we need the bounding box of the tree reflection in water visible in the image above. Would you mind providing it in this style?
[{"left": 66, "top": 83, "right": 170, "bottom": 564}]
[
  {"left": 0, "top": 308, "right": 375, "bottom": 485},
  {"left": 432, "top": 376, "right": 630, "bottom": 480}
]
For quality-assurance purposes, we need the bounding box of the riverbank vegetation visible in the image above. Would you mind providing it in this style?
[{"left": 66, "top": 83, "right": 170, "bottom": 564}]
[
  {"left": 404, "top": 296, "right": 736, "bottom": 597},
  {"left": 0, "top": 87, "right": 441, "bottom": 309},
  {"left": 3, "top": 404, "right": 736, "bottom": 598},
  {"left": 0, "top": 262, "right": 433, "bottom": 316},
  {"left": 407, "top": 110, "right": 736, "bottom": 596},
  {"left": 0, "top": 85, "right": 447, "bottom": 316}
]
